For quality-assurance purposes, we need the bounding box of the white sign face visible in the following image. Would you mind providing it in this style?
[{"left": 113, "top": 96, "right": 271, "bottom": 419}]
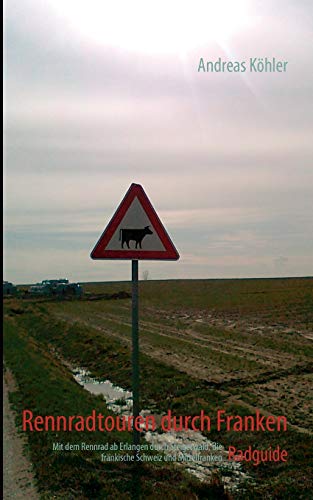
[{"left": 106, "top": 197, "right": 165, "bottom": 251}]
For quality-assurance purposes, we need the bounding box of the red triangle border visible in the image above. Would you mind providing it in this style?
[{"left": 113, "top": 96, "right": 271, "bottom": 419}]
[{"left": 90, "top": 184, "right": 180, "bottom": 260}]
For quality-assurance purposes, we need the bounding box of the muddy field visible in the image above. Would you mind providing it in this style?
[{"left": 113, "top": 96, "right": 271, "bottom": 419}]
[
  {"left": 3, "top": 277, "right": 313, "bottom": 498},
  {"left": 46, "top": 278, "right": 313, "bottom": 430}
]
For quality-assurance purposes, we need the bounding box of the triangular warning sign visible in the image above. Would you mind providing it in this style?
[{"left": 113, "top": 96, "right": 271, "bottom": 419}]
[{"left": 91, "top": 183, "right": 180, "bottom": 260}]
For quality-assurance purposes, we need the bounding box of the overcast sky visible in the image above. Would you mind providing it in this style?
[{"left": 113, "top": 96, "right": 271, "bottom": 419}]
[{"left": 4, "top": 0, "right": 313, "bottom": 284}]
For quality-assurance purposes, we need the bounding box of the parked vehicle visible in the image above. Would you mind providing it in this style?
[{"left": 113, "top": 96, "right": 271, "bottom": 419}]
[{"left": 28, "top": 279, "right": 82, "bottom": 298}]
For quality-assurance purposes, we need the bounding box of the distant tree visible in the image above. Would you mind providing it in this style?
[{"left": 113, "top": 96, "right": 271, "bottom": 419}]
[{"left": 142, "top": 270, "right": 149, "bottom": 281}]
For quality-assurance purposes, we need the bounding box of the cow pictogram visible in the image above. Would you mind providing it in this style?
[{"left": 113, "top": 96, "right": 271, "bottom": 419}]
[{"left": 119, "top": 226, "right": 153, "bottom": 249}]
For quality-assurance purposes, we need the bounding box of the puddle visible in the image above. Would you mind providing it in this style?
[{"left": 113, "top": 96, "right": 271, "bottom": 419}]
[
  {"left": 145, "top": 430, "right": 247, "bottom": 485},
  {"left": 73, "top": 369, "right": 133, "bottom": 414},
  {"left": 73, "top": 367, "right": 249, "bottom": 489}
]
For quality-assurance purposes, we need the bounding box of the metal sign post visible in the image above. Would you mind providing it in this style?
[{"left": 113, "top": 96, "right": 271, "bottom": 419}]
[
  {"left": 90, "top": 183, "right": 180, "bottom": 449},
  {"left": 131, "top": 259, "right": 140, "bottom": 446}
]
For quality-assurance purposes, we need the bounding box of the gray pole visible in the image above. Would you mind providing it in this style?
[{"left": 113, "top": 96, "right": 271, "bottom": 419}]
[{"left": 131, "top": 259, "right": 140, "bottom": 446}]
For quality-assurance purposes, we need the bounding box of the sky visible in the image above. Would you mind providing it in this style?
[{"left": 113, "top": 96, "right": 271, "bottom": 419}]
[{"left": 4, "top": 0, "right": 313, "bottom": 284}]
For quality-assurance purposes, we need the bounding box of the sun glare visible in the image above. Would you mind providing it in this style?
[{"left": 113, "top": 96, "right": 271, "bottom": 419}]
[{"left": 50, "top": 0, "right": 251, "bottom": 54}]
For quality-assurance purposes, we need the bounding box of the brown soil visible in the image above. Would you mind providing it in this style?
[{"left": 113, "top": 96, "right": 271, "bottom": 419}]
[{"left": 50, "top": 304, "right": 313, "bottom": 429}]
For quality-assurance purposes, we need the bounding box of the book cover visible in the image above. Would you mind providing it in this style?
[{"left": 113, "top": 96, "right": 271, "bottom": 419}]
[{"left": 4, "top": 1, "right": 313, "bottom": 498}]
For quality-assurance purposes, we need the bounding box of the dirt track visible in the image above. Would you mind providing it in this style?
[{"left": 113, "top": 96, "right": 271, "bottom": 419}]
[{"left": 3, "top": 370, "right": 39, "bottom": 499}]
